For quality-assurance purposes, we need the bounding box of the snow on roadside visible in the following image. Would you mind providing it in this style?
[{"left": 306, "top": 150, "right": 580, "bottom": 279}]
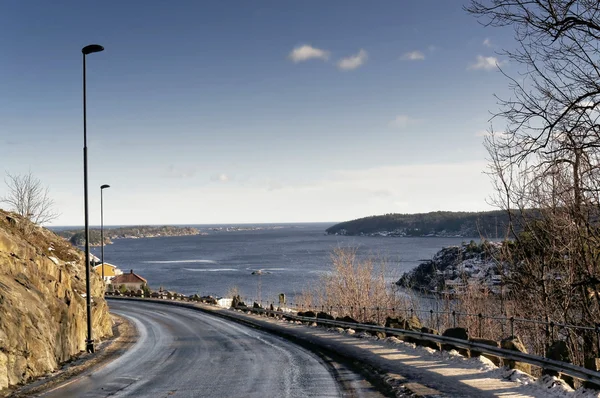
[
  {"left": 276, "top": 316, "right": 600, "bottom": 397},
  {"left": 345, "top": 329, "right": 600, "bottom": 398}
]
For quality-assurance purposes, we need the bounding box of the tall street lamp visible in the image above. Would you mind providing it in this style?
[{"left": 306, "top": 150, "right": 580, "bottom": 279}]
[
  {"left": 100, "top": 184, "right": 110, "bottom": 283},
  {"left": 82, "top": 43, "right": 104, "bottom": 354}
]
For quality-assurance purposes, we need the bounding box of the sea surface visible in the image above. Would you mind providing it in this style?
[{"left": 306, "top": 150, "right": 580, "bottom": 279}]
[{"left": 87, "top": 223, "right": 470, "bottom": 302}]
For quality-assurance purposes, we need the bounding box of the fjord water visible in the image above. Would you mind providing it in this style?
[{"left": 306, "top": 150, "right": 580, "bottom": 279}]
[{"left": 90, "top": 223, "right": 467, "bottom": 302}]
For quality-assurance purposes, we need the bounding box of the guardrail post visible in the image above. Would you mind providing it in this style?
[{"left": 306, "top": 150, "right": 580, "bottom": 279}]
[
  {"left": 478, "top": 313, "right": 483, "bottom": 338},
  {"left": 321, "top": 305, "right": 324, "bottom": 314},
  {"left": 510, "top": 316, "right": 515, "bottom": 337},
  {"left": 430, "top": 309, "right": 434, "bottom": 328},
  {"left": 350, "top": 306, "right": 353, "bottom": 319},
  {"left": 377, "top": 307, "right": 380, "bottom": 325},
  {"left": 392, "top": 307, "right": 396, "bottom": 318},
  {"left": 452, "top": 310, "right": 456, "bottom": 328},
  {"left": 329, "top": 306, "right": 333, "bottom": 316},
  {"left": 363, "top": 307, "right": 367, "bottom": 323}
]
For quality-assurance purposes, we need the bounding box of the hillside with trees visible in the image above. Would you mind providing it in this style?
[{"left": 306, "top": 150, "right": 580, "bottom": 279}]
[
  {"left": 326, "top": 210, "right": 512, "bottom": 238},
  {"left": 57, "top": 225, "right": 201, "bottom": 246}
]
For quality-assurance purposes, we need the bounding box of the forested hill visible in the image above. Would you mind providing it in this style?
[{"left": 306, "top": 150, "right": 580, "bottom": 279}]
[
  {"left": 57, "top": 225, "right": 201, "bottom": 246},
  {"left": 325, "top": 210, "right": 511, "bottom": 238}
]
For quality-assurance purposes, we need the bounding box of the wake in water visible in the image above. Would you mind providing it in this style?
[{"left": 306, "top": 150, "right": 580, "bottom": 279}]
[
  {"left": 183, "top": 268, "right": 238, "bottom": 272},
  {"left": 143, "top": 259, "right": 217, "bottom": 264}
]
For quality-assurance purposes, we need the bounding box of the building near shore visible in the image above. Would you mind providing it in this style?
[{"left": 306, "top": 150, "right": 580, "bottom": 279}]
[
  {"left": 93, "top": 263, "right": 123, "bottom": 283},
  {"left": 111, "top": 269, "right": 148, "bottom": 291}
]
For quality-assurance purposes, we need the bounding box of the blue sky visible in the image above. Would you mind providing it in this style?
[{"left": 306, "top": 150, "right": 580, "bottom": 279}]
[{"left": 0, "top": 1, "right": 515, "bottom": 226}]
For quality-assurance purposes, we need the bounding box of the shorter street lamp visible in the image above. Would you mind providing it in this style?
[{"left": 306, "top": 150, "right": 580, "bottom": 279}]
[{"left": 100, "top": 184, "right": 110, "bottom": 282}]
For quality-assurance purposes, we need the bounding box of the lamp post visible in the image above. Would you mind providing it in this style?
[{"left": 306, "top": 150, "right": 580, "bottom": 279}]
[
  {"left": 100, "top": 184, "right": 110, "bottom": 282},
  {"left": 82, "top": 43, "right": 104, "bottom": 354}
]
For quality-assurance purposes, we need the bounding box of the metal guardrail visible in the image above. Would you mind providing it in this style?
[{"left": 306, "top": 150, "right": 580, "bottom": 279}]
[
  {"left": 243, "top": 306, "right": 600, "bottom": 386},
  {"left": 106, "top": 296, "right": 600, "bottom": 386},
  {"left": 247, "top": 300, "right": 600, "bottom": 356}
]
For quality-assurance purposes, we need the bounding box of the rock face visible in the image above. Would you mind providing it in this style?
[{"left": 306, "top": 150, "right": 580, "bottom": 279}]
[
  {"left": 396, "top": 241, "right": 504, "bottom": 293},
  {"left": 0, "top": 210, "right": 113, "bottom": 391}
]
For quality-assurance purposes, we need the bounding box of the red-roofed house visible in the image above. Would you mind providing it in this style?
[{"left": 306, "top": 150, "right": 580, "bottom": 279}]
[{"left": 111, "top": 269, "right": 148, "bottom": 291}]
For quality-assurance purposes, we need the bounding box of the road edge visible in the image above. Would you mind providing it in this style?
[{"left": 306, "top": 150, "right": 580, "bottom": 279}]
[
  {"left": 107, "top": 297, "right": 425, "bottom": 397},
  {"left": 5, "top": 314, "right": 137, "bottom": 398}
]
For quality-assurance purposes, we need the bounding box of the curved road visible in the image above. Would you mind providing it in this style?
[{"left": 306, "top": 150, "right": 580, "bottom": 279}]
[{"left": 41, "top": 300, "right": 375, "bottom": 398}]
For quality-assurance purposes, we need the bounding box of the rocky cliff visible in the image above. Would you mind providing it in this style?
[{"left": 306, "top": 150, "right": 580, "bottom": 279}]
[
  {"left": 0, "top": 210, "right": 113, "bottom": 392},
  {"left": 396, "top": 241, "right": 505, "bottom": 293}
]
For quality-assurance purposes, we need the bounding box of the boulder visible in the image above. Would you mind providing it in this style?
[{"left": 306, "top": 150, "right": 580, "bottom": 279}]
[
  {"left": 385, "top": 315, "right": 421, "bottom": 331},
  {"left": 316, "top": 311, "right": 334, "bottom": 320},
  {"left": 417, "top": 327, "right": 441, "bottom": 350},
  {"left": 336, "top": 315, "right": 358, "bottom": 324},
  {"left": 545, "top": 340, "right": 570, "bottom": 363},
  {"left": 407, "top": 315, "right": 422, "bottom": 330},
  {"left": 385, "top": 317, "right": 406, "bottom": 338},
  {"left": 584, "top": 358, "right": 600, "bottom": 390},
  {"left": 500, "top": 336, "right": 531, "bottom": 374},
  {"left": 385, "top": 316, "right": 405, "bottom": 328},
  {"left": 201, "top": 296, "right": 217, "bottom": 305},
  {"left": 298, "top": 310, "right": 316, "bottom": 318},
  {"left": 360, "top": 321, "right": 386, "bottom": 339},
  {"left": 442, "top": 327, "right": 469, "bottom": 356},
  {"left": 543, "top": 341, "right": 573, "bottom": 387},
  {"left": 469, "top": 338, "right": 501, "bottom": 366}
]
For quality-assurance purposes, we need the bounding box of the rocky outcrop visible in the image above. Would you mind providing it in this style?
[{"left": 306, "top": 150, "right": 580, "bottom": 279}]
[
  {"left": 396, "top": 241, "right": 505, "bottom": 293},
  {"left": 0, "top": 210, "right": 113, "bottom": 392}
]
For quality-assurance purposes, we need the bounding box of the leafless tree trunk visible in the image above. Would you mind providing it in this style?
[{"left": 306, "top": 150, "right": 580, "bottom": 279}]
[
  {"left": 1, "top": 171, "right": 59, "bottom": 227},
  {"left": 467, "top": 0, "right": 600, "bottom": 363}
]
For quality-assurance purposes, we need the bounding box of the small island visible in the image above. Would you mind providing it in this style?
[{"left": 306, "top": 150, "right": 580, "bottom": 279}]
[{"left": 57, "top": 225, "right": 204, "bottom": 246}]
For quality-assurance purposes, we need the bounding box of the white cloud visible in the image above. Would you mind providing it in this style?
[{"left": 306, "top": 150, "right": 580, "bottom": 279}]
[
  {"left": 468, "top": 55, "right": 506, "bottom": 71},
  {"left": 389, "top": 114, "right": 419, "bottom": 129},
  {"left": 401, "top": 51, "right": 425, "bottom": 61},
  {"left": 211, "top": 173, "right": 231, "bottom": 182},
  {"left": 337, "top": 49, "right": 368, "bottom": 70},
  {"left": 483, "top": 38, "right": 492, "bottom": 47},
  {"left": 288, "top": 45, "right": 330, "bottom": 63}
]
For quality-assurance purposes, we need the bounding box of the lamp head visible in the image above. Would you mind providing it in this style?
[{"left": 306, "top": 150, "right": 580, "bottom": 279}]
[
  {"left": 82, "top": 44, "right": 104, "bottom": 55},
  {"left": 101, "top": 184, "right": 110, "bottom": 190}
]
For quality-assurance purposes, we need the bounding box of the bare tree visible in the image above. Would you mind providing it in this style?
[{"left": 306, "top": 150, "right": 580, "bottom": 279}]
[
  {"left": 1, "top": 171, "right": 58, "bottom": 225},
  {"left": 467, "top": 0, "right": 600, "bottom": 364}
]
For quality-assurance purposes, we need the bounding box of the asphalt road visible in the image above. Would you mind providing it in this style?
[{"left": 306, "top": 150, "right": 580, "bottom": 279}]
[{"left": 40, "top": 300, "right": 380, "bottom": 398}]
